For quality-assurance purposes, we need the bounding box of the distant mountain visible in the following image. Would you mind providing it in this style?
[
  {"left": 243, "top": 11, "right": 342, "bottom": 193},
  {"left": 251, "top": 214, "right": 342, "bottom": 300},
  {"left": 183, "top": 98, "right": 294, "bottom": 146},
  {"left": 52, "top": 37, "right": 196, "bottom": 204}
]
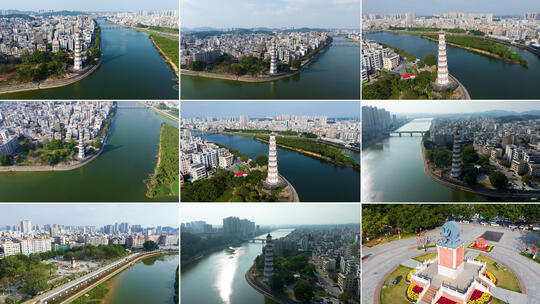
[
  {"left": 181, "top": 27, "right": 219, "bottom": 32},
  {"left": 39, "top": 10, "right": 88, "bottom": 16}
]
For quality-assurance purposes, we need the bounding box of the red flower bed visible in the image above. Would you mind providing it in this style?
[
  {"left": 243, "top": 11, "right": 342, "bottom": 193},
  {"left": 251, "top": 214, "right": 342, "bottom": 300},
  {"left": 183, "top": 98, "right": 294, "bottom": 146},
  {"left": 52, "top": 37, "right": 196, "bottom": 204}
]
[
  {"left": 436, "top": 297, "right": 457, "bottom": 304},
  {"left": 413, "top": 285, "right": 423, "bottom": 293},
  {"left": 472, "top": 244, "right": 489, "bottom": 250},
  {"left": 470, "top": 289, "right": 483, "bottom": 300}
]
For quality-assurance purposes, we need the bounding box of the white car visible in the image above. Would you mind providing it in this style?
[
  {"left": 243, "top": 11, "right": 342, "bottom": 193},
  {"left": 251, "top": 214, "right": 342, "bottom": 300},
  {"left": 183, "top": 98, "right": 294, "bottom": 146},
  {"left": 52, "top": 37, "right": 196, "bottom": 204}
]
[
  {"left": 490, "top": 222, "right": 499, "bottom": 227},
  {"left": 509, "top": 224, "right": 517, "bottom": 229},
  {"left": 481, "top": 222, "right": 488, "bottom": 226}
]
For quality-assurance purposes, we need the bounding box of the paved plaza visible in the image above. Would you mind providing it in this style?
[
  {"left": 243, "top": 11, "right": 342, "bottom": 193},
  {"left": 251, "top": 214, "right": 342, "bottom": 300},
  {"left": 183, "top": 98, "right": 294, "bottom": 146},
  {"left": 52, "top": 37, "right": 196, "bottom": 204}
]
[{"left": 362, "top": 224, "right": 540, "bottom": 304}]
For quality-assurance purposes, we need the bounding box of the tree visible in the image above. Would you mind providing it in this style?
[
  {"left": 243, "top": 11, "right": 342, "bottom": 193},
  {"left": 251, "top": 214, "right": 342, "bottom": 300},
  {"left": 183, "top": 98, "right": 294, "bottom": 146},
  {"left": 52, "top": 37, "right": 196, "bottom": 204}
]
[
  {"left": 417, "top": 61, "right": 425, "bottom": 68},
  {"left": 406, "top": 54, "right": 415, "bottom": 62},
  {"left": 143, "top": 241, "right": 159, "bottom": 251},
  {"left": 522, "top": 174, "right": 532, "bottom": 184},
  {"left": 256, "top": 154, "right": 268, "bottom": 166},
  {"left": 240, "top": 155, "right": 248, "bottom": 162},
  {"left": 291, "top": 59, "right": 301, "bottom": 69},
  {"left": 362, "top": 85, "right": 384, "bottom": 99},
  {"left": 424, "top": 54, "right": 437, "bottom": 66},
  {"left": 21, "top": 267, "right": 49, "bottom": 295},
  {"left": 338, "top": 292, "right": 354, "bottom": 303},
  {"left": 249, "top": 160, "right": 256, "bottom": 168},
  {"left": 93, "top": 137, "right": 102, "bottom": 149},
  {"left": 489, "top": 171, "right": 508, "bottom": 190},
  {"left": 191, "top": 60, "right": 207, "bottom": 71},
  {"left": 293, "top": 280, "right": 314, "bottom": 302},
  {"left": 0, "top": 154, "right": 13, "bottom": 166},
  {"left": 270, "top": 276, "right": 284, "bottom": 291}
]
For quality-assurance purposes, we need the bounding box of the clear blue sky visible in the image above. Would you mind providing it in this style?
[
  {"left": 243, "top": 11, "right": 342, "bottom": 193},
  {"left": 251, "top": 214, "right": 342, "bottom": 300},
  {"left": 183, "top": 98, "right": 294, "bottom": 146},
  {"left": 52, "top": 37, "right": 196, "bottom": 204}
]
[
  {"left": 363, "top": 0, "right": 540, "bottom": 15},
  {"left": 181, "top": 204, "right": 360, "bottom": 226},
  {"left": 5, "top": 0, "right": 178, "bottom": 12},
  {"left": 182, "top": 0, "right": 360, "bottom": 29},
  {"left": 0, "top": 204, "right": 178, "bottom": 227},
  {"left": 181, "top": 101, "right": 360, "bottom": 118},
  {"left": 362, "top": 101, "right": 540, "bottom": 114}
]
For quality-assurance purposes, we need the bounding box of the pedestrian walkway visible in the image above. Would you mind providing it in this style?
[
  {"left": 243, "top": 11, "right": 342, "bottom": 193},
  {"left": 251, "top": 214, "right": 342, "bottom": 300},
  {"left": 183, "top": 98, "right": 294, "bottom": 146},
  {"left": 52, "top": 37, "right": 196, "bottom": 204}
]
[
  {"left": 491, "top": 286, "right": 528, "bottom": 304},
  {"left": 465, "top": 251, "right": 480, "bottom": 260}
]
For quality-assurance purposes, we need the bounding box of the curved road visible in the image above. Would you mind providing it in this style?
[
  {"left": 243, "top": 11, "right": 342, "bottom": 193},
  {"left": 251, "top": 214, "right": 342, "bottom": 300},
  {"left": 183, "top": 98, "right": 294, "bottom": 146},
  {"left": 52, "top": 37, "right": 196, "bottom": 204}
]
[{"left": 362, "top": 224, "right": 540, "bottom": 304}]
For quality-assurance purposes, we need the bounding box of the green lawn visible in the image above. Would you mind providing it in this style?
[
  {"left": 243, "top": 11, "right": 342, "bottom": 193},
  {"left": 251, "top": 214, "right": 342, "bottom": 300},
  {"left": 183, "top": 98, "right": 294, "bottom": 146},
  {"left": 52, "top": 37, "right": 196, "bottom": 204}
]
[
  {"left": 363, "top": 233, "right": 417, "bottom": 247},
  {"left": 491, "top": 297, "right": 507, "bottom": 304},
  {"left": 412, "top": 251, "right": 438, "bottom": 262},
  {"left": 475, "top": 255, "right": 521, "bottom": 293},
  {"left": 380, "top": 265, "right": 414, "bottom": 304}
]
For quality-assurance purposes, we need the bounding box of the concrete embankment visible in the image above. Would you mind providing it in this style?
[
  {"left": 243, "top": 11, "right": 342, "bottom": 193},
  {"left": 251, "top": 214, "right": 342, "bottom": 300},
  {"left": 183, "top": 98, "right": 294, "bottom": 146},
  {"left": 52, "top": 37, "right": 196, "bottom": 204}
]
[
  {"left": 279, "top": 174, "right": 300, "bottom": 202},
  {"left": 181, "top": 69, "right": 300, "bottom": 83},
  {"left": 0, "top": 148, "right": 103, "bottom": 172},
  {"left": 449, "top": 73, "right": 471, "bottom": 100},
  {"left": 421, "top": 142, "right": 540, "bottom": 199},
  {"left": 0, "top": 61, "right": 101, "bottom": 95},
  {"left": 245, "top": 265, "right": 296, "bottom": 304}
]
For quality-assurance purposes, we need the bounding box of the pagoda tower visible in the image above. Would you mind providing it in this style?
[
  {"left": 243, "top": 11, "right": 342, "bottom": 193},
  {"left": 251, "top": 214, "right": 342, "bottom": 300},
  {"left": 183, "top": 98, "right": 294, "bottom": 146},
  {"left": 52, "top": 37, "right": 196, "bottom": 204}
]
[
  {"left": 436, "top": 31, "right": 449, "bottom": 86},
  {"left": 74, "top": 34, "right": 82, "bottom": 71},
  {"left": 451, "top": 129, "right": 462, "bottom": 179},
  {"left": 77, "top": 133, "right": 85, "bottom": 159},
  {"left": 269, "top": 42, "right": 278, "bottom": 75},
  {"left": 263, "top": 233, "right": 274, "bottom": 283},
  {"left": 265, "top": 135, "right": 279, "bottom": 185}
]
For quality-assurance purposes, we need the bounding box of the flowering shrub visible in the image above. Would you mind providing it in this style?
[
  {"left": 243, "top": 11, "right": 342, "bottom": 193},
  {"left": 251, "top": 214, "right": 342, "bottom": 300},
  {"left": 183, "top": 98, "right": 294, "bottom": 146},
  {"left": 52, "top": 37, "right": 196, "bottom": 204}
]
[
  {"left": 483, "top": 270, "right": 497, "bottom": 285},
  {"left": 406, "top": 283, "right": 422, "bottom": 302},
  {"left": 406, "top": 269, "right": 416, "bottom": 282},
  {"left": 436, "top": 296, "right": 457, "bottom": 304},
  {"left": 467, "top": 289, "right": 492, "bottom": 304},
  {"left": 467, "top": 242, "right": 494, "bottom": 252}
]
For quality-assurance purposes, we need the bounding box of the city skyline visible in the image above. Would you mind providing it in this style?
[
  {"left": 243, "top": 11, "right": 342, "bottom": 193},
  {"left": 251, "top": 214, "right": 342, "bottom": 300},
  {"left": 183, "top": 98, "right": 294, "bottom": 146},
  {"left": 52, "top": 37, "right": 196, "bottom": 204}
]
[
  {"left": 182, "top": 0, "right": 360, "bottom": 29},
  {"left": 2, "top": 0, "right": 178, "bottom": 11},
  {"left": 362, "top": 0, "right": 540, "bottom": 15},
  {"left": 181, "top": 204, "right": 360, "bottom": 226},
  {"left": 362, "top": 101, "right": 540, "bottom": 115},
  {"left": 181, "top": 101, "right": 360, "bottom": 118},
  {"left": 0, "top": 204, "right": 179, "bottom": 227}
]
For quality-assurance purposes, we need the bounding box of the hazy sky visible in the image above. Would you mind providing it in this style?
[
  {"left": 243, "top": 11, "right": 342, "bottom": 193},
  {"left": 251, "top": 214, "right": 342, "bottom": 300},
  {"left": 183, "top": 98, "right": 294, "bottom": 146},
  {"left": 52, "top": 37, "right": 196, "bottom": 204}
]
[
  {"left": 182, "top": 0, "right": 360, "bottom": 29},
  {"left": 0, "top": 204, "right": 178, "bottom": 227},
  {"left": 5, "top": 0, "right": 178, "bottom": 12},
  {"left": 363, "top": 0, "right": 540, "bottom": 15},
  {"left": 182, "top": 101, "right": 360, "bottom": 118},
  {"left": 180, "top": 204, "right": 360, "bottom": 226},
  {"left": 362, "top": 101, "right": 540, "bottom": 115}
]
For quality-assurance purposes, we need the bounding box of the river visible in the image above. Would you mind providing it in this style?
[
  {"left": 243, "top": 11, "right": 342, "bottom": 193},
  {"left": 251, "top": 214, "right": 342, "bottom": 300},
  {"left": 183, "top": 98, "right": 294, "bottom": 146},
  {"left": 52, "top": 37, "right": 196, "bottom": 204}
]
[
  {"left": 181, "top": 229, "right": 293, "bottom": 304},
  {"left": 0, "top": 19, "right": 178, "bottom": 100},
  {"left": 181, "top": 36, "right": 360, "bottom": 99},
  {"left": 106, "top": 254, "right": 178, "bottom": 304},
  {"left": 0, "top": 102, "right": 178, "bottom": 202},
  {"left": 362, "top": 119, "right": 489, "bottom": 202},
  {"left": 200, "top": 133, "right": 360, "bottom": 202},
  {"left": 364, "top": 32, "right": 540, "bottom": 99}
]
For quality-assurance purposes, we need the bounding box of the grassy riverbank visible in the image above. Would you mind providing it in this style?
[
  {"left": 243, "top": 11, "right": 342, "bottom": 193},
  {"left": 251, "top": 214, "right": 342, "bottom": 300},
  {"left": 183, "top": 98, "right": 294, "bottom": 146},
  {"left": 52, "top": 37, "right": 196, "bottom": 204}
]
[
  {"left": 255, "top": 136, "right": 360, "bottom": 170},
  {"left": 146, "top": 123, "right": 179, "bottom": 198},
  {"left": 150, "top": 35, "right": 179, "bottom": 73}
]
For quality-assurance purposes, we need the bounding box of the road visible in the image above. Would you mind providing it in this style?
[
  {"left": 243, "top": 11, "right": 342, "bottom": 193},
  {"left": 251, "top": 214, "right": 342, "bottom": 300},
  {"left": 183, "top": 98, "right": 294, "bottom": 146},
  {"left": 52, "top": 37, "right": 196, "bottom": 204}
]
[{"left": 362, "top": 224, "right": 540, "bottom": 304}]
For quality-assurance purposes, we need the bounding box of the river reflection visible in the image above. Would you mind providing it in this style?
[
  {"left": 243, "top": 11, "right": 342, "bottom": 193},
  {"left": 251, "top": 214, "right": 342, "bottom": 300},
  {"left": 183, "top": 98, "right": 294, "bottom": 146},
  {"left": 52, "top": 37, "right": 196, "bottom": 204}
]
[{"left": 216, "top": 247, "right": 244, "bottom": 303}]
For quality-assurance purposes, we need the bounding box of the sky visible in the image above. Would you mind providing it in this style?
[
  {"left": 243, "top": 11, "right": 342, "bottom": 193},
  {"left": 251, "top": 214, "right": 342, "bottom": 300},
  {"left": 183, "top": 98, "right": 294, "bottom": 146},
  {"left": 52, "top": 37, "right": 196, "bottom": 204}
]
[
  {"left": 0, "top": 204, "right": 178, "bottom": 227},
  {"left": 5, "top": 0, "right": 178, "bottom": 12},
  {"left": 362, "top": 0, "right": 540, "bottom": 15},
  {"left": 181, "top": 101, "right": 360, "bottom": 118},
  {"left": 181, "top": 0, "right": 360, "bottom": 29},
  {"left": 180, "top": 204, "right": 360, "bottom": 226},
  {"left": 362, "top": 101, "right": 540, "bottom": 115}
]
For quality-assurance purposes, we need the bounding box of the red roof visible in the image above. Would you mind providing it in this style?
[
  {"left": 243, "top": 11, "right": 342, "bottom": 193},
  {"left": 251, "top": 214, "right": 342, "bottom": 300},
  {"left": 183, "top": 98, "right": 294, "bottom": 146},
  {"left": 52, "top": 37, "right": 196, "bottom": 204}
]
[
  {"left": 403, "top": 73, "right": 411, "bottom": 78},
  {"left": 236, "top": 172, "right": 244, "bottom": 176}
]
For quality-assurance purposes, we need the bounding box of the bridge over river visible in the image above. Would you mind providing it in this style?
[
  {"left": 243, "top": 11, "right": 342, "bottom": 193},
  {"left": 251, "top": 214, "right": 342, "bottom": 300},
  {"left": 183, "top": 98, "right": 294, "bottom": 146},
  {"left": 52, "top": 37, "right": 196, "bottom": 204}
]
[{"left": 390, "top": 131, "right": 426, "bottom": 136}]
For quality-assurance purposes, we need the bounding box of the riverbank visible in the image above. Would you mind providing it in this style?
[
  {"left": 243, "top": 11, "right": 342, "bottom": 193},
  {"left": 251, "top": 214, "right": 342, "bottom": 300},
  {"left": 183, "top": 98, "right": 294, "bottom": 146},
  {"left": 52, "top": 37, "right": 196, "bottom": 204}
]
[
  {"left": 421, "top": 141, "right": 540, "bottom": 199},
  {"left": 64, "top": 252, "right": 174, "bottom": 304},
  {"left": 245, "top": 264, "right": 296, "bottom": 304},
  {"left": 146, "top": 123, "right": 179, "bottom": 198},
  {"left": 0, "top": 108, "right": 115, "bottom": 172},
  {"left": 181, "top": 38, "right": 332, "bottom": 83},
  {"left": 150, "top": 36, "right": 179, "bottom": 75},
  {"left": 254, "top": 137, "right": 360, "bottom": 171},
  {"left": 0, "top": 60, "right": 101, "bottom": 95}
]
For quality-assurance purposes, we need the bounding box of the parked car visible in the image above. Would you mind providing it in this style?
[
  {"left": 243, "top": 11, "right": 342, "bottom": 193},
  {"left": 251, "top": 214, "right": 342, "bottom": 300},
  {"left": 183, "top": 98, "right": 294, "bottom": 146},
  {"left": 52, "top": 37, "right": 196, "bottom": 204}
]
[{"left": 490, "top": 221, "right": 499, "bottom": 227}]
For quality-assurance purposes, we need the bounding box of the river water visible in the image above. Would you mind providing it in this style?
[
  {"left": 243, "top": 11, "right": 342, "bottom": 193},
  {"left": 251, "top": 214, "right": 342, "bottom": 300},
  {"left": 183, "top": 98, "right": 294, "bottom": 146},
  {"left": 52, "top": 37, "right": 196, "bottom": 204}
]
[
  {"left": 0, "top": 102, "right": 178, "bottom": 202},
  {"left": 106, "top": 254, "right": 178, "bottom": 304},
  {"left": 0, "top": 19, "right": 178, "bottom": 100},
  {"left": 181, "top": 229, "right": 293, "bottom": 304},
  {"left": 181, "top": 36, "right": 360, "bottom": 99},
  {"left": 362, "top": 119, "right": 488, "bottom": 202},
  {"left": 200, "top": 133, "right": 360, "bottom": 202},
  {"left": 364, "top": 32, "right": 540, "bottom": 99}
]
